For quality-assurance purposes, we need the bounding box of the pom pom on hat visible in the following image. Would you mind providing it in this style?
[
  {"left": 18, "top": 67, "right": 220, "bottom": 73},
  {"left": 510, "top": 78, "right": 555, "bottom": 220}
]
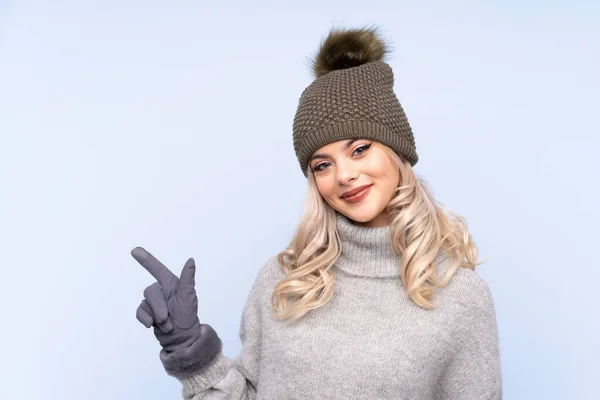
[{"left": 310, "top": 27, "right": 388, "bottom": 78}]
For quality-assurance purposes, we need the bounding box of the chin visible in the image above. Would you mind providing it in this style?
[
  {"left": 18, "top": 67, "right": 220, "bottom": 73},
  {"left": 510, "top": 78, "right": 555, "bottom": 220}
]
[
  {"left": 337, "top": 204, "right": 384, "bottom": 225},
  {"left": 343, "top": 211, "right": 375, "bottom": 223}
]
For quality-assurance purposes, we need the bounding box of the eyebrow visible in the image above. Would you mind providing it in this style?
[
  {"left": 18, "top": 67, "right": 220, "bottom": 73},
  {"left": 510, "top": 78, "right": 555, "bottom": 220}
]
[{"left": 309, "top": 139, "right": 359, "bottom": 163}]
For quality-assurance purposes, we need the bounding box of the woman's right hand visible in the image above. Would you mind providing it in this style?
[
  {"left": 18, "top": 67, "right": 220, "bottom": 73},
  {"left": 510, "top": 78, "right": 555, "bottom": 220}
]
[{"left": 131, "top": 246, "right": 203, "bottom": 353}]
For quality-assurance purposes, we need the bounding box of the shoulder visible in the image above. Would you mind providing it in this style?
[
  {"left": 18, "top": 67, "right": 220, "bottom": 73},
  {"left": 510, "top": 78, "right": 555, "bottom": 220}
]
[
  {"left": 261, "top": 254, "right": 287, "bottom": 281},
  {"left": 436, "top": 256, "right": 496, "bottom": 314},
  {"left": 446, "top": 267, "right": 495, "bottom": 309},
  {"left": 436, "top": 266, "right": 500, "bottom": 338},
  {"left": 239, "top": 255, "right": 286, "bottom": 320},
  {"left": 249, "top": 254, "right": 287, "bottom": 295}
]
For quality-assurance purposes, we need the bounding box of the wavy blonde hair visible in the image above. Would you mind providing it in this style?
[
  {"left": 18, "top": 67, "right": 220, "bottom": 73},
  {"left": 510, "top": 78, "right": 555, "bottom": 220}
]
[{"left": 271, "top": 146, "right": 483, "bottom": 323}]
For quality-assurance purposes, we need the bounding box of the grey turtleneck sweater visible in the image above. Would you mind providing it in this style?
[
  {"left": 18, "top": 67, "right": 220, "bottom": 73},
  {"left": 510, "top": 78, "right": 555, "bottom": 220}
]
[{"left": 167, "top": 213, "right": 502, "bottom": 399}]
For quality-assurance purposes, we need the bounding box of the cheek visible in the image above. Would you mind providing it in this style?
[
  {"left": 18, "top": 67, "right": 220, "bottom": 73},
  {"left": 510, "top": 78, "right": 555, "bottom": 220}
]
[
  {"left": 372, "top": 159, "right": 400, "bottom": 192},
  {"left": 315, "top": 178, "right": 336, "bottom": 199},
  {"left": 370, "top": 157, "right": 395, "bottom": 179}
]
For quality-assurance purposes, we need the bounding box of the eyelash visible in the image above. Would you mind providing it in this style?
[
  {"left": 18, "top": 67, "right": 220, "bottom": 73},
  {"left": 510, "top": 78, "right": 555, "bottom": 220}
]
[{"left": 312, "top": 143, "right": 372, "bottom": 172}]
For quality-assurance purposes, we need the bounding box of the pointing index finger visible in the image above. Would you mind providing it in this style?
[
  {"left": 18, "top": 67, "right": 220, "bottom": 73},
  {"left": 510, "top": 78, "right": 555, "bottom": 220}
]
[{"left": 131, "top": 247, "right": 177, "bottom": 286}]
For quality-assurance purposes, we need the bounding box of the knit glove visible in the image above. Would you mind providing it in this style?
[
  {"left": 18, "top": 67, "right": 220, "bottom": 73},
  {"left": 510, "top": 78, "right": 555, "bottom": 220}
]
[{"left": 132, "top": 246, "right": 222, "bottom": 376}]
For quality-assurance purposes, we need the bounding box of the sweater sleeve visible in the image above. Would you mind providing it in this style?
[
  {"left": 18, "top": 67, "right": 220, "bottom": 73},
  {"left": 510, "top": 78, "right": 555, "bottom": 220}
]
[
  {"left": 160, "top": 259, "right": 270, "bottom": 399},
  {"left": 436, "top": 276, "right": 503, "bottom": 400}
]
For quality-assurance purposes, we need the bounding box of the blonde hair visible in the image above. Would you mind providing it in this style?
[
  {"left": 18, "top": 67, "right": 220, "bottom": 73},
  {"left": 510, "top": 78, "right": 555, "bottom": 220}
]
[{"left": 271, "top": 146, "right": 483, "bottom": 323}]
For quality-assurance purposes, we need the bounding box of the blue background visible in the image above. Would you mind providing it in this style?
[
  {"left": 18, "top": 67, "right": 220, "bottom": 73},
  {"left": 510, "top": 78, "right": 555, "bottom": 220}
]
[{"left": 1, "top": 1, "right": 598, "bottom": 399}]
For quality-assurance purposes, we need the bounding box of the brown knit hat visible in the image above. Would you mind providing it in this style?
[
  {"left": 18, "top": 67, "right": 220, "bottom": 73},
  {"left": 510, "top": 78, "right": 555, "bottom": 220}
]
[{"left": 292, "top": 27, "right": 418, "bottom": 177}]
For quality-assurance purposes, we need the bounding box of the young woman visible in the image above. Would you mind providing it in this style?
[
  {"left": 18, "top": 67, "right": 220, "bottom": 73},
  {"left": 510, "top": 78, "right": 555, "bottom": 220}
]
[{"left": 132, "top": 27, "right": 502, "bottom": 399}]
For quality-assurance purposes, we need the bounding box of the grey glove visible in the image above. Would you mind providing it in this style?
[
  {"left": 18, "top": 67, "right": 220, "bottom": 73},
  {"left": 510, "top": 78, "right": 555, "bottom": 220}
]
[{"left": 132, "top": 246, "right": 222, "bottom": 377}]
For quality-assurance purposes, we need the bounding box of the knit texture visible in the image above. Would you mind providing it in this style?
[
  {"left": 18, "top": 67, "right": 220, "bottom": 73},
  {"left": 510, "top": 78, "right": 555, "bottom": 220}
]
[
  {"left": 173, "top": 213, "right": 502, "bottom": 399},
  {"left": 293, "top": 61, "right": 418, "bottom": 177}
]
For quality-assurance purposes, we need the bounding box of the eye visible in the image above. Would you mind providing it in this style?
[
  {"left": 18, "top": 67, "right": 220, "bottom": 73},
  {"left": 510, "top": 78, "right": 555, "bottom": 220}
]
[
  {"left": 353, "top": 143, "right": 371, "bottom": 155},
  {"left": 312, "top": 162, "right": 330, "bottom": 172},
  {"left": 311, "top": 143, "right": 372, "bottom": 173}
]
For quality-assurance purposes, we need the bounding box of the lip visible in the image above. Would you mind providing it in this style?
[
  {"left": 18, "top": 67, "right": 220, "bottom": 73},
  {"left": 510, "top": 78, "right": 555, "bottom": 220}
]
[
  {"left": 341, "top": 184, "right": 372, "bottom": 198},
  {"left": 341, "top": 185, "right": 372, "bottom": 204}
]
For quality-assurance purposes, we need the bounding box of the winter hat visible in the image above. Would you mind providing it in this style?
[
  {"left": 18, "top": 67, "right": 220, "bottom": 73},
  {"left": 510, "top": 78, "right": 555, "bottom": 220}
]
[{"left": 292, "top": 27, "right": 418, "bottom": 177}]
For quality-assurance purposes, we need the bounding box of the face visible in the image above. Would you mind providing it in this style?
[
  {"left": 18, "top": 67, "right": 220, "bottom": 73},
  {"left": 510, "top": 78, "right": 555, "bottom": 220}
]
[{"left": 309, "top": 139, "right": 400, "bottom": 227}]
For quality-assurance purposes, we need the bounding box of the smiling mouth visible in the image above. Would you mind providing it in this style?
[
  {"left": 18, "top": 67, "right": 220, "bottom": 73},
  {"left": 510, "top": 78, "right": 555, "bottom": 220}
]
[
  {"left": 341, "top": 184, "right": 372, "bottom": 198},
  {"left": 341, "top": 185, "right": 372, "bottom": 203}
]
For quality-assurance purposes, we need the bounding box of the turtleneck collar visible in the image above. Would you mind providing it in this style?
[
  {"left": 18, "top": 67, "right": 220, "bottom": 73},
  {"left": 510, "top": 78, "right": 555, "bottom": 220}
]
[{"left": 334, "top": 212, "right": 401, "bottom": 279}]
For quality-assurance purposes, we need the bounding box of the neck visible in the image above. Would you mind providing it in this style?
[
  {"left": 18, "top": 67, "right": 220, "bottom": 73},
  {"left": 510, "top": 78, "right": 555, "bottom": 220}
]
[{"left": 334, "top": 212, "right": 401, "bottom": 279}]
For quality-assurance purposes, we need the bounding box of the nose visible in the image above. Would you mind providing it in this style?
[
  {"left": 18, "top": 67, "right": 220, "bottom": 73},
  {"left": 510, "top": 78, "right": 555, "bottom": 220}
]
[{"left": 336, "top": 160, "right": 358, "bottom": 185}]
